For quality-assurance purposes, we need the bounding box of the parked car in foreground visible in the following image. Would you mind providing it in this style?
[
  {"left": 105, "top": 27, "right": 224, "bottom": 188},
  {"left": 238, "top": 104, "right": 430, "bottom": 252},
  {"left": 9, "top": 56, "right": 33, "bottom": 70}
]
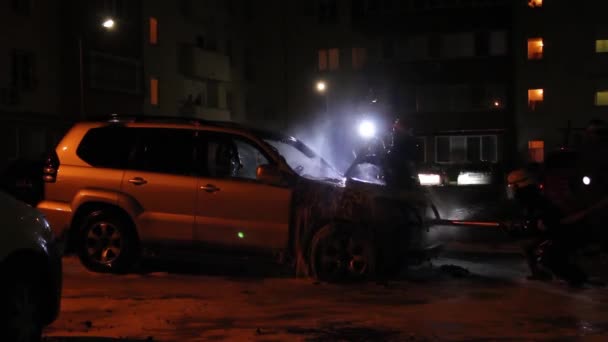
[
  {"left": 38, "top": 116, "right": 436, "bottom": 280},
  {"left": 0, "top": 158, "right": 45, "bottom": 206},
  {"left": 0, "top": 191, "right": 62, "bottom": 341}
]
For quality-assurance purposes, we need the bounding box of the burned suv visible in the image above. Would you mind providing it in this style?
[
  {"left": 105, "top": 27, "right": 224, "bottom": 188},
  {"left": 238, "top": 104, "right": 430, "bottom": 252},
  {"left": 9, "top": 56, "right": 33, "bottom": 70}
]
[{"left": 38, "top": 116, "right": 433, "bottom": 280}]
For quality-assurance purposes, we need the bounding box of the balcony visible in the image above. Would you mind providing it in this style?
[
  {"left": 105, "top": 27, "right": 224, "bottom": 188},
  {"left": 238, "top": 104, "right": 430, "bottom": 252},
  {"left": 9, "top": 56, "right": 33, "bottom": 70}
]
[{"left": 179, "top": 44, "right": 231, "bottom": 82}]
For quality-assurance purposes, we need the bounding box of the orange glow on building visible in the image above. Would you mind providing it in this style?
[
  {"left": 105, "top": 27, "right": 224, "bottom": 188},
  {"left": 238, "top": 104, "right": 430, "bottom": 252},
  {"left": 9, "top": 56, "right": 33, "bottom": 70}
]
[
  {"left": 528, "top": 89, "right": 543, "bottom": 110},
  {"left": 318, "top": 50, "right": 328, "bottom": 71},
  {"left": 527, "top": 38, "right": 543, "bottom": 59},
  {"left": 149, "top": 17, "right": 158, "bottom": 45},
  {"left": 150, "top": 77, "right": 159, "bottom": 106},
  {"left": 528, "top": 140, "right": 544, "bottom": 163},
  {"left": 328, "top": 48, "right": 339, "bottom": 70},
  {"left": 528, "top": 0, "right": 542, "bottom": 8},
  {"left": 352, "top": 47, "right": 367, "bottom": 69}
]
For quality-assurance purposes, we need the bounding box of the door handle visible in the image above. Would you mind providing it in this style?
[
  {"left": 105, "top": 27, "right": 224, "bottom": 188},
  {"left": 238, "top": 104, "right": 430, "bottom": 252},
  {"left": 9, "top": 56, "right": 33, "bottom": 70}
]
[
  {"left": 200, "top": 184, "right": 220, "bottom": 193},
  {"left": 128, "top": 177, "right": 148, "bottom": 186}
]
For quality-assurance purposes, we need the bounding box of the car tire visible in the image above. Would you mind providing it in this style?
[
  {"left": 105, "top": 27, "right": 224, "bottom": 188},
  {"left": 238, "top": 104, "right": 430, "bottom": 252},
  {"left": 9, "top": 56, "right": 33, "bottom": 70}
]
[
  {"left": 310, "top": 223, "right": 376, "bottom": 282},
  {"left": 0, "top": 270, "right": 43, "bottom": 342},
  {"left": 77, "top": 210, "right": 139, "bottom": 273}
]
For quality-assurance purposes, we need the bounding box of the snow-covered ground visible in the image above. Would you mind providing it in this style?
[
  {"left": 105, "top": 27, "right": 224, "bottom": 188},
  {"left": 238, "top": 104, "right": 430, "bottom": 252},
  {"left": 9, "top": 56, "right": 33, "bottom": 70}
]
[{"left": 43, "top": 251, "right": 608, "bottom": 341}]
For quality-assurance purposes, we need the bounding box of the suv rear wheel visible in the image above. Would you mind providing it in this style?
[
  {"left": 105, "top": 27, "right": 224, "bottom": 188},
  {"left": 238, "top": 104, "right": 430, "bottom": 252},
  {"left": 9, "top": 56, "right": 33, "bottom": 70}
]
[
  {"left": 310, "top": 224, "right": 376, "bottom": 282},
  {"left": 77, "top": 210, "right": 139, "bottom": 273}
]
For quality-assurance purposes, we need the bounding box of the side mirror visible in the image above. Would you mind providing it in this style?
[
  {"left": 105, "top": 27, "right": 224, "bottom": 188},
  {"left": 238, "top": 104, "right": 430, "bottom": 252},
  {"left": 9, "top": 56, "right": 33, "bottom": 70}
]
[{"left": 256, "top": 164, "right": 283, "bottom": 185}]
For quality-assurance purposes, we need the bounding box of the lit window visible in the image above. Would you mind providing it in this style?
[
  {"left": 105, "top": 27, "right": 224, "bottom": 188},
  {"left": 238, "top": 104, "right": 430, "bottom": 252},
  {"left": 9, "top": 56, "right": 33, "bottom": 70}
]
[
  {"left": 328, "top": 48, "right": 339, "bottom": 70},
  {"left": 595, "top": 90, "right": 608, "bottom": 106},
  {"left": 352, "top": 47, "right": 367, "bottom": 69},
  {"left": 318, "top": 49, "right": 328, "bottom": 71},
  {"left": 149, "top": 17, "right": 158, "bottom": 45},
  {"left": 528, "top": 88, "right": 544, "bottom": 110},
  {"left": 150, "top": 77, "right": 159, "bottom": 106},
  {"left": 527, "top": 38, "right": 543, "bottom": 60},
  {"left": 528, "top": 140, "right": 544, "bottom": 163},
  {"left": 528, "top": 0, "right": 542, "bottom": 8},
  {"left": 596, "top": 40, "right": 608, "bottom": 53}
]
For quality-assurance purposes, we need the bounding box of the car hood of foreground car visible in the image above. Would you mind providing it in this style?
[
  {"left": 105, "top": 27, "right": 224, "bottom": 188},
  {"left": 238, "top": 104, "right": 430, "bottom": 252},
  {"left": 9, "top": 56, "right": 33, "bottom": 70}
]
[{"left": 0, "top": 191, "right": 53, "bottom": 259}]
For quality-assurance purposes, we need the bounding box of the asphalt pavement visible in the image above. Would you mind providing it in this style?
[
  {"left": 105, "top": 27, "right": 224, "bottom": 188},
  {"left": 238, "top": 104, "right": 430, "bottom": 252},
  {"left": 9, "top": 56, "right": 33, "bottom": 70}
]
[{"left": 42, "top": 249, "right": 608, "bottom": 341}]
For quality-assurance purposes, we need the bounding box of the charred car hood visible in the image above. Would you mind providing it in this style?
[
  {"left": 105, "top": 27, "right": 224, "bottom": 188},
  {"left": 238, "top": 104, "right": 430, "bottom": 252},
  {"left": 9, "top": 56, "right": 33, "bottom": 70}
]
[{"left": 293, "top": 176, "right": 431, "bottom": 224}]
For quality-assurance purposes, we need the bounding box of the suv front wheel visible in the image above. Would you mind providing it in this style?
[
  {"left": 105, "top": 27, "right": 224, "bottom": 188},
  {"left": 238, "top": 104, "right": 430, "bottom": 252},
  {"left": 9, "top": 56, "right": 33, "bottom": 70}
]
[
  {"left": 77, "top": 210, "right": 139, "bottom": 273},
  {"left": 310, "top": 223, "right": 376, "bottom": 282}
]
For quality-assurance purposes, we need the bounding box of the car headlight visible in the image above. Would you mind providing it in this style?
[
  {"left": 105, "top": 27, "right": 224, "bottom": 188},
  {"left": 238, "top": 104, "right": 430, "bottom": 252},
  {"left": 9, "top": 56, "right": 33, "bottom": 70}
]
[
  {"left": 418, "top": 173, "right": 441, "bottom": 186},
  {"left": 457, "top": 172, "right": 492, "bottom": 185}
]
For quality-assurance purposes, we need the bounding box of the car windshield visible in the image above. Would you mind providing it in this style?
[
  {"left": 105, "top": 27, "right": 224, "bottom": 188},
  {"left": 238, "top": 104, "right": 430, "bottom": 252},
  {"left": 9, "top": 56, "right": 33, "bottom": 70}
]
[{"left": 263, "top": 137, "right": 342, "bottom": 181}]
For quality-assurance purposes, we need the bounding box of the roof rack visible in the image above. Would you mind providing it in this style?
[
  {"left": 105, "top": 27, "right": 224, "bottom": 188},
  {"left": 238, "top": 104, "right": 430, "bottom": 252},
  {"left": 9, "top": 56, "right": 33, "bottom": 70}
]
[{"left": 89, "top": 113, "right": 253, "bottom": 131}]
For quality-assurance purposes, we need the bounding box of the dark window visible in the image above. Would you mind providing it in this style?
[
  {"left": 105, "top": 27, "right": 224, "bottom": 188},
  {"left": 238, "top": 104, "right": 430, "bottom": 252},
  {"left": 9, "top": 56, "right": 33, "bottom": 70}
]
[
  {"left": 131, "top": 128, "right": 196, "bottom": 176},
  {"left": 104, "top": 0, "right": 128, "bottom": 19},
  {"left": 481, "top": 135, "right": 497, "bottom": 162},
  {"left": 429, "top": 34, "right": 440, "bottom": 58},
  {"left": 12, "top": 0, "right": 32, "bottom": 15},
  {"left": 367, "top": 0, "right": 380, "bottom": 12},
  {"left": 415, "top": 137, "right": 426, "bottom": 163},
  {"left": 436, "top": 137, "right": 450, "bottom": 163},
  {"left": 319, "top": 0, "right": 338, "bottom": 24},
  {"left": 226, "top": 90, "right": 233, "bottom": 111},
  {"left": 90, "top": 52, "right": 141, "bottom": 94},
  {"left": 11, "top": 51, "right": 36, "bottom": 91},
  {"left": 227, "top": 0, "right": 235, "bottom": 15},
  {"left": 196, "top": 35, "right": 205, "bottom": 49},
  {"left": 475, "top": 32, "right": 489, "bottom": 56},
  {"left": 206, "top": 38, "right": 218, "bottom": 52},
  {"left": 200, "top": 133, "right": 269, "bottom": 180},
  {"left": 301, "top": 0, "right": 315, "bottom": 16},
  {"left": 244, "top": 48, "right": 255, "bottom": 81},
  {"left": 226, "top": 39, "right": 234, "bottom": 66},
  {"left": 451, "top": 136, "right": 466, "bottom": 162},
  {"left": 207, "top": 82, "right": 219, "bottom": 108},
  {"left": 467, "top": 136, "right": 481, "bottom": 162},
  {"left": 76, "top": 126, "right": 135, "bottom": 169},
  {"left": 382, "top": 39, "right": 395, "bottom": 59}
]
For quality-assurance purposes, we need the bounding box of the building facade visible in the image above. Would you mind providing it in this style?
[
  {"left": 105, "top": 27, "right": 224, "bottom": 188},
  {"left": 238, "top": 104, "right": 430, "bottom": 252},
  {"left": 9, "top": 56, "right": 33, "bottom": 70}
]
[
  {"left": 141, "top": 0, "right": 247, "bottom": 122},
  {"left": 514, "top": 0, "right": 608, "bottom": 162},
  {"left": 0, "top": 0, "right": 143, "bottom": 166},
  {"left": 0, "top": 0, "right": 64, "bottom": 164},
  {"left": 257, "top": 0, "right": 516, "bottom": 171}
]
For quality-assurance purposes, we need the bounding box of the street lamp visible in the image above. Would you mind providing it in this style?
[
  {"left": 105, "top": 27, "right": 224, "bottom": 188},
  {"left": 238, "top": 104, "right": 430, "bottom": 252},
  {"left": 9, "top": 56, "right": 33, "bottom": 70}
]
[
  {"left": 79, "top": 17, "right": 116, "bottom": 119},
  {"left": 102, "top": 18, "right": 115, "bottom": 29},
  {"left": 358, "top": 120, "right": 377, "bottom": 139},
  {"left": 316, "top": 81, "right": 327, "bottom": 93},
  {"left": 315, "top": 80, "right": 329, "bottom": 115}
]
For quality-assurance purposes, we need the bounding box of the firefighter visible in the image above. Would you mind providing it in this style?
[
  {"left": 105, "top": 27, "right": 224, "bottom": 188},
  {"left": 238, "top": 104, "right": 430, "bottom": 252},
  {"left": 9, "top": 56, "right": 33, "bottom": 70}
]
[
  {"left": 385, "top": 118, "right": 418, "bottom": 188},
  {"left": 507, "top": 168, "right": 589, "bottom": 287},
  {"left": 507, "top": 168, "right": 554, "bottom": 281}
]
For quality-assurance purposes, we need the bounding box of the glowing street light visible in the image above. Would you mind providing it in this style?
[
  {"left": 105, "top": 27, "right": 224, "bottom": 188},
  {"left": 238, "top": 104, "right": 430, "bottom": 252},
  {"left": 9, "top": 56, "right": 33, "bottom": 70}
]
[
  {"left": 316, "top": 81, "right": 327, "bottom": 93},
  {"left": 358, "top": 120, "right": 376, "bottom": 139},
  {"left": 79, "top": 17, "right": 117, "bottom": 119},
  {"left": 102, "top": 18, "right": 115, "bottom": 29}
]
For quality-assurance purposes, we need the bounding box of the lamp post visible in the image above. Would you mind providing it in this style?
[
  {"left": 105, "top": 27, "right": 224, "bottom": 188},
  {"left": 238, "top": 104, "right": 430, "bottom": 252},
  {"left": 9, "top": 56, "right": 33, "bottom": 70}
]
[
  {"left": 79, "top": 18, "right": 116, "bottom": 119},
  {"left": 315, "top": 80, "right": 329, "bottom": 115}
]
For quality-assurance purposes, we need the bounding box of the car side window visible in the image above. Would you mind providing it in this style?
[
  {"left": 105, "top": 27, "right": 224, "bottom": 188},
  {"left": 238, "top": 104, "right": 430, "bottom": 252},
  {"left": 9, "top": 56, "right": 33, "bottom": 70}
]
[
  {"left": 201, "top": 133, "right": 269, "bottom": 180},
  {"left": 130, "top": 128, "right": 196, "bottom": 176},
  {"left": 76, "top": 126, "right": 135, "bottom": 169}
]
